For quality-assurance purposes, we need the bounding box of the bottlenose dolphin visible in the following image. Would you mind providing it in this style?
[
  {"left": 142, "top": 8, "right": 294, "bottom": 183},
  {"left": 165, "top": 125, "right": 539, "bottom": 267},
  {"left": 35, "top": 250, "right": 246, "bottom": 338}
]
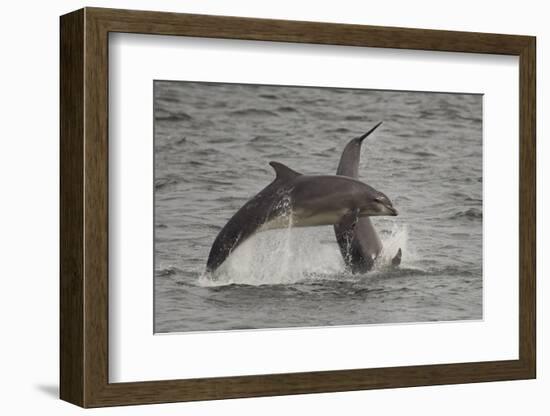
[
  {"left": 334, "top": 122, "right": 402, "bottom": 273},
  {"left": 206, "top": 161, "right": 398, "bottom": 273}
]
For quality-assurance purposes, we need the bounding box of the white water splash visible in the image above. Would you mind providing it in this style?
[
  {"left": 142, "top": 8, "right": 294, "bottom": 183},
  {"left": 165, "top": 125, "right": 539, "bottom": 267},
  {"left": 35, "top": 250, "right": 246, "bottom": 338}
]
[
  {"left": 376, "top": 223, "right": 415, "bottom": 269},
  {"left": 199, "top": 227, "right": 343, "bottom": 286},
  {"left": 198, "top": 220, "right": 413, "bottom": 286}
]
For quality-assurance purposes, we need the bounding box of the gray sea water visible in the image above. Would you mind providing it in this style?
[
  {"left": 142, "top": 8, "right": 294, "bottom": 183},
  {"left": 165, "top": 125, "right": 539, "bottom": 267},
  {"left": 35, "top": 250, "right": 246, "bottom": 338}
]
[{"left": 154, "top": 80, "right": 482, "bottom": 333}]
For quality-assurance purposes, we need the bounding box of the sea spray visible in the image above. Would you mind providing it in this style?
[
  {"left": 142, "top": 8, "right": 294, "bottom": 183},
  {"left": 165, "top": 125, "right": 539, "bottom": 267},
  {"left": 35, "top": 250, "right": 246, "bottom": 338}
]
[
  {"left": 199, "top": 220, "right": 413, "bottom": 286},
  {"left": 374, "top": 222, "right": 416, "bottom": 270},
  {"left": 200, "top": 230, "right": 343, "bottom": 286}
]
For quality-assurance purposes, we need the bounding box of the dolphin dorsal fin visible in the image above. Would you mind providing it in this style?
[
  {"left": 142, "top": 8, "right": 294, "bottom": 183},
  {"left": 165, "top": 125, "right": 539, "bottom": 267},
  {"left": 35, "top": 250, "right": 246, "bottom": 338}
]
[{"left": 269, "top": 161, "right": 302, "bottom": 181}]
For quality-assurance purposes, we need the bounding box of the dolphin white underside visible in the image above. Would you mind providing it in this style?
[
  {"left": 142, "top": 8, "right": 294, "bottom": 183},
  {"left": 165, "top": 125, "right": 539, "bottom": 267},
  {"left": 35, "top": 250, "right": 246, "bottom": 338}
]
[{"left": 259, "top": 208, "right": 349, "bottom": 232}]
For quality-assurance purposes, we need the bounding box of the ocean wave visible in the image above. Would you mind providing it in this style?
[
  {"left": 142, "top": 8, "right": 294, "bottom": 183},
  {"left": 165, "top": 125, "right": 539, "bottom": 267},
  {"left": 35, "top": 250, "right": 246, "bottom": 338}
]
[
  {"left": 326, "top": 127, "right": 351, "bottom": 134},
  {"left": 249, "top": 135, "right": 276, "bottom": 143},
  {"left": 277, "top": 106, "right": 298, "bottom": 113},
  {"left": 397, "top": 147, "right": 438, "bottom": 157},
  {"left": 345, "top": 115, "right": 370, "bottom": 121},
  {"left": 158, "top": 96, "right": 180, "bottom": 104},
  {"left": 450, "top": 208, "right": 482, "bottom": 220},
  {"left": 156, "top": 265, "right": 183, "bottom": 277},
  {"left": 230, "top": 108, "right": 279, "bottom": 117},
  {"left": 155, "top": 176, "right": 179, "bottom": 190},
  {"left": 155, "top": 109, "right": 193, "bottom": 122}
]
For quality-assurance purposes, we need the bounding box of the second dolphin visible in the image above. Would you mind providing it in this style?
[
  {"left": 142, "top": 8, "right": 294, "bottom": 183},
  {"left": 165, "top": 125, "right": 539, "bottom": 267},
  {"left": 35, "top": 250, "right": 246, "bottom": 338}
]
[{"left": 334, "top": 122, "right": 402, "bottom": 273}]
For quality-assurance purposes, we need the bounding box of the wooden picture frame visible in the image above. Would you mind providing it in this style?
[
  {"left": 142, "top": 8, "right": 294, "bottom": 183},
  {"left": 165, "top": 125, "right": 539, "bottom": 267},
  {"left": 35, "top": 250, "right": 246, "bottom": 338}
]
[{"left": 60, "top": 7, "right": 536, "bottom": 408}]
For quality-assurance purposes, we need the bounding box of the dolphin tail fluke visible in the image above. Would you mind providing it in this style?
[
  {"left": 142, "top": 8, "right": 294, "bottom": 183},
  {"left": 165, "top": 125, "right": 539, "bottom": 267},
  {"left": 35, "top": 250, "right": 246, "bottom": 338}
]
[
  {"left": 391, "top": 248, "right": 402, "bottom": 267},
  {"left": 358, "top": 121, "right": 383, "bottom": 143}
]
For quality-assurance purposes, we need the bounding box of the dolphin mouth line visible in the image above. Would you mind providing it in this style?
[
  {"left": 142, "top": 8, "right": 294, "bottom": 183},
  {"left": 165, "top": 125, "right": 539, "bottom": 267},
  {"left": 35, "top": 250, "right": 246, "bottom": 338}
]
[{"left": 360, "top": 205, "right": 398, "bottom": 217}]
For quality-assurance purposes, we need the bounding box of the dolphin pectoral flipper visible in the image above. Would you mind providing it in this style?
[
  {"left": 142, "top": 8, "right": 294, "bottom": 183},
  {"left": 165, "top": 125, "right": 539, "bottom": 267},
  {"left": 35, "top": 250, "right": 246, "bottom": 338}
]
[
  {"left": 334, "top": 210, "right": 357, "bottom": 262},
  {"left": 334, "top": 209, "right": 360, "bottom": 241},
  {"left": 391, "top": 248, "right": 402, "bottom": 267}
]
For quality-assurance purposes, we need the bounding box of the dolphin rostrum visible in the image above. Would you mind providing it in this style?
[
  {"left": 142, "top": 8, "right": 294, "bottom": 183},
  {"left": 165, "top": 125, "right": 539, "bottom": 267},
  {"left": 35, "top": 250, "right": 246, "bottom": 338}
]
[
  {"left": 206, "top": 161, "right": 398, "bottom": 273},
  {"left": 334, "top": 122, "right": 402, "bottom": 273}
]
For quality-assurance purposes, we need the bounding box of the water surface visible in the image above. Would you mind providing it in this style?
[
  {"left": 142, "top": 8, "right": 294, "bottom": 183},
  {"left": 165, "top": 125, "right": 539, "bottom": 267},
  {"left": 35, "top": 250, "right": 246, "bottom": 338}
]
[{"left": 154, "top": 81, "right": 483, "bottom": 333}]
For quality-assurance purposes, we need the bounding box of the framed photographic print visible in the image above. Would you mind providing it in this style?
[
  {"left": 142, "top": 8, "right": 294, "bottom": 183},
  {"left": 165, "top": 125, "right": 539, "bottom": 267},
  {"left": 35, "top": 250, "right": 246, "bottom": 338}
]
[{"left": 60, "top": 7, "right": 536, "bottom": 408}]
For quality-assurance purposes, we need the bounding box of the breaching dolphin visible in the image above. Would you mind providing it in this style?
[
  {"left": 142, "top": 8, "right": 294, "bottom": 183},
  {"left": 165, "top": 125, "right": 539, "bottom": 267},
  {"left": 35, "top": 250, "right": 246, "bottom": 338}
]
[
  {"left": 334, "top": 122, "right": 402, "bottom": 273},
  {"left": 206, "top": 161, "right": 398, "bottom": 273}
]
